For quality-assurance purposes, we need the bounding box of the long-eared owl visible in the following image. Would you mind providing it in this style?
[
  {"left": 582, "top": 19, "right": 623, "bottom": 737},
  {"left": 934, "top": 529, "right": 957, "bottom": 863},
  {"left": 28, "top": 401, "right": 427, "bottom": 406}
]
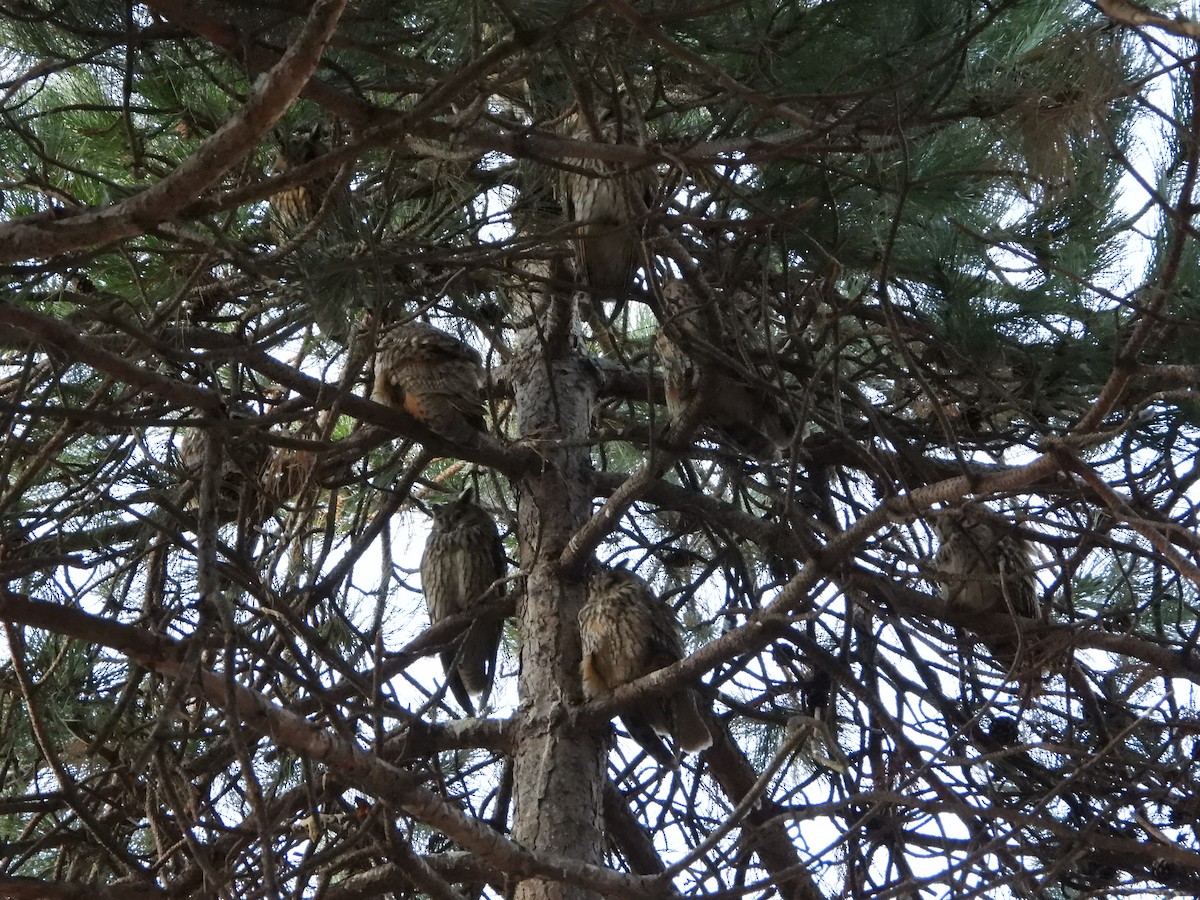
[
  {"left": 421, "top": 487, "right": 506, "bottom": 714},
  {"left": 372, "top": 320, "right": 486, "bottom": 445},
  {"left": 580, "top": 565, "right": 713, "bottom": 766}
]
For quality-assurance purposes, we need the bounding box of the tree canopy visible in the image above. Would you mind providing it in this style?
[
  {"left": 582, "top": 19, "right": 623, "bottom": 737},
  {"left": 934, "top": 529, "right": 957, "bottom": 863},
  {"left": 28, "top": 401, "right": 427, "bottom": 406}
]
[{"left": 3, "top": 1, "right": 1200, "bottom": 898}]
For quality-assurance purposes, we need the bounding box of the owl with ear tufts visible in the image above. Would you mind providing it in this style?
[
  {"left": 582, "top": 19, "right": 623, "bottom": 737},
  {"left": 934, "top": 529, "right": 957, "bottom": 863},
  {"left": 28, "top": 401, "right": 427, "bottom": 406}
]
[
  {"left": 656, "top": 280, "right": 792, "bottom": 463},
  {"left": 932, "top": 504, "right": 1043, "bottom": 687},
  {"left": 932, "top": 506, "right": 1038, "bottom": 619},
  {"left": 579, "top": 565, "right": 714, "bottom": 767},
  {"left": 270, "top": 124, "right": 332, "bottom": 240},
  {"left": 372, "top": 320, "right": 487, "bottom": 445},
  {"left": 420, "top": 487, "right": 506, "bottom": 715},
  {"left": 177, "top": 404, "right": 273, "bottom": 526},
  {"left": 561, "top": 98, "right": 656, "bottom": 307}
]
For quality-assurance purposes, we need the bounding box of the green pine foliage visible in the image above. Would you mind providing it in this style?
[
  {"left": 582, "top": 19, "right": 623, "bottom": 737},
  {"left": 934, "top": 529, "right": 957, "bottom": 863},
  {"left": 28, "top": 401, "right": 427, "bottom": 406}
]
[{"left": 3, "top": 1, "right": 1200, "bottom": 898}]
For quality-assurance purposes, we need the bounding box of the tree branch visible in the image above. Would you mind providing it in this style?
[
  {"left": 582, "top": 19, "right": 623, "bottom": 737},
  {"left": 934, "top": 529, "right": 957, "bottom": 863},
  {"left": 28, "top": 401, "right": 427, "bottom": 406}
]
[
  {"left": 0, "top": 588, "right": 679, "bottom": 900},
  {"left": 0, "top": 0, "right": 348, "bottom": 262}
]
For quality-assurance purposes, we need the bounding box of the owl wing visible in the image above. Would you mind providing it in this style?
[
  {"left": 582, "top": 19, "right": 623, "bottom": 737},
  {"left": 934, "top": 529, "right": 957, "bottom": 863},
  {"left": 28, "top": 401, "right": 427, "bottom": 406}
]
[
  {"left": 996, "top": 533, "right": 1039, "bottom": 619},
  {"left": 632, "top": 592, "right": 707, "bottom": 760},
  {"left": 642, "top": 590, "right": 687, "bottom": 666},
  {"left": 458, "top": 519, "right": 506, "bottom": 704},
  {"left": 458, "top": 614, "right": 502, "bottom": 709}
]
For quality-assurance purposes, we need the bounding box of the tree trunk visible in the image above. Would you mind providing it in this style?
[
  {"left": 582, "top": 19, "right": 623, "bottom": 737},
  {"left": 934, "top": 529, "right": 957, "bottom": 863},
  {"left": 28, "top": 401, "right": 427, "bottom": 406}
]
[{"left": 510, "top": 282, "right": 605, "bottom": 900}]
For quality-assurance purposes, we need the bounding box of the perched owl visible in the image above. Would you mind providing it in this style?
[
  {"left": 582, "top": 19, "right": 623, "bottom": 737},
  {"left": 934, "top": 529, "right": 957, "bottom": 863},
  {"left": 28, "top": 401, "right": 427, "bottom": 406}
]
[
  {"left": 178, "top": 406, "right": 272, "bottom": 525},
  {"left": 372, "top": 321, "right": 487, "bottom": 444},
  {"left": 421, "top": 487, "right": 506, "bottom": 715},
  {"left": 932, "top": 507, "right": 1038, "bottom": 619},
  {"left": 656, "top": 281, "right": 791, "bottom": 462},
  {"left": 260, "top": 443, "right": 318, "bottom": 513},
  {"left": 561, "top": 101, "right": 655, "bottom": 303},
  {"left": 270, "top": 125, "right": 332, "bottom": 239},
  {"left": 932, "top": 506, "right": 1043, "bottom": 686},
  {"left": 580, "top": 566, "right": 713, "bottom": 767}
]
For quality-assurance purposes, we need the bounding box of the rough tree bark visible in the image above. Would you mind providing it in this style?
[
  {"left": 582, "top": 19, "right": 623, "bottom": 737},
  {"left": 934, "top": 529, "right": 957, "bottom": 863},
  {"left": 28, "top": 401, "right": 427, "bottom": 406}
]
[{"left": 510, "top": 265, "right": 606, "bottom": 900}]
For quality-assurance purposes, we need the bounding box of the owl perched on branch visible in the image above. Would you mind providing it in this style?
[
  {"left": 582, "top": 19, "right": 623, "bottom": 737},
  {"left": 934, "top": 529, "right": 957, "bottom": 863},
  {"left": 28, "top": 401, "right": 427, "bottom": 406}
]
[
  {"left": 420, "top": 487, "right": 506, "bottom": 715},
  {"left": 932, "top": 507, "right": 1038, "bottom": 618},
  {"left": 270, "top": 125, "right": 333, "bottom": 240},
  {"left": 656, "top": 280, "right": 791, "bottom": 462},
  {"left": 561, "top": 100, "right": 655, "bottom": 305},
  {"left": 178, "top": 406, "right": 272, "bottom": 526},
  {"left": 371, "top": 320, "right": 487, "bottom": 445},
  {"left": 579, "top": 566, "right": 713, "bottom": 767},
  {"left": 932, "top": 505, "right": 1043, "bottom": 686}
]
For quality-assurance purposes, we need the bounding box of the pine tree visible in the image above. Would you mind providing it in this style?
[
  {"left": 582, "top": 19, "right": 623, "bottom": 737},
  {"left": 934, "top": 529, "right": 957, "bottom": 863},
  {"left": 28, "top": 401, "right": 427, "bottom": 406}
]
[{"left": 2, "top": 1, "right": 1200, "bottom": 897}]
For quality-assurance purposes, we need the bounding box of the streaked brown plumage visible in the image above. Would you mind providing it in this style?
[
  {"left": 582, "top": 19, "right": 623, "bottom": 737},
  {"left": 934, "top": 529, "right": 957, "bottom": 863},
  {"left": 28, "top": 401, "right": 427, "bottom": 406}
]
[
  {"left": 580, "top": 566, "right": 713, "bottom": 766},
  {"left": 178, "top": 407, "right": 271, "bottom": 525},
  {"left": 561, "top": 101, "right": 654, "bottom": 302},
  {"left": 933, "top": 507, "right": 1038, "bottom": 618},
  {"left": 932, "top": 506, "right": 1042, "bottom": 686},
  {"left": 270, "top": 125, "right": 331, "bottom": 239},
  {"left": 656, "top": 280, "right": 790, "bottom": 462},
  {"left": 421, "top": 487, "right": 506, "bottom": 715},
  {"left": 372, "top": 321, "right": 486, "bottom": 444}
]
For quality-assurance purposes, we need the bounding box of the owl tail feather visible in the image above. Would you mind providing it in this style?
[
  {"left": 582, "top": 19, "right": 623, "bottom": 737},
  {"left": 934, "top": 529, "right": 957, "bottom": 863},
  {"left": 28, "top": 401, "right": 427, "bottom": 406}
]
[
  {"left": 440, "top": 649, "right": 476, "bottom": 716},
  {"left": 621, "top": 714, "right": 678, "bottom": 769},
  {"left": 458, "top": 618, "right": 502, "bottom": 709},
  {"left": 671, "top": 689, "right": 715, "bottom": 754}
]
